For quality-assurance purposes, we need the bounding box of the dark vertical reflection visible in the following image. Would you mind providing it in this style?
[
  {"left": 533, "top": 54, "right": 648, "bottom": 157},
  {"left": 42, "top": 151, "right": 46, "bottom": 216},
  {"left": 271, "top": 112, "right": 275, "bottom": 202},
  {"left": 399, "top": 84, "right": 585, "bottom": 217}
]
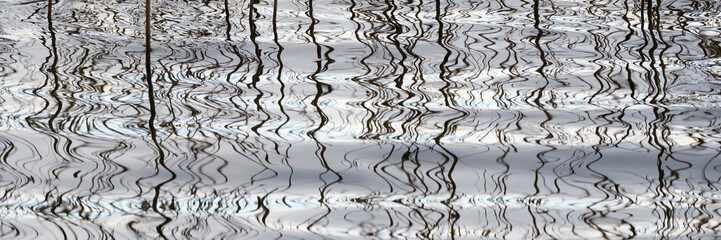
[
  {"left": 272, "top": 0, "right": 289, "bottom": 137},
  {"left": 305, "top": 0, "right": 341, "bottom": 233},
  {"left": 618, "top": 0, "right": 637, "bottom": 100},
  {"left": 248, "top": 0, "right": 269, "bottom": 135},
  {"left": 46, "top": 0, "right": 61, "bottom": 133},
  {"left": 224, "top": 0, "right": 231, "bottom": 40},
  {"left": 433, "top": 0, "right": 461, "bottom": 238},
  {"left": 530, "top": 0, "right": 550, "bottom": 107},
  {"left": 306, "top": 0, "right": 331, "bottom": 131},
  {"left": 43, "top": 1, "right": 69, "bottom": 238},
  {"left": 383, "top": 0, "right": 407, "bottom": 90},
  {"left": 435, "top": 0, "right": 453, "bottom": 109},
  {"left": 144, "top": 0, "right": 175, "bottom": 238}
]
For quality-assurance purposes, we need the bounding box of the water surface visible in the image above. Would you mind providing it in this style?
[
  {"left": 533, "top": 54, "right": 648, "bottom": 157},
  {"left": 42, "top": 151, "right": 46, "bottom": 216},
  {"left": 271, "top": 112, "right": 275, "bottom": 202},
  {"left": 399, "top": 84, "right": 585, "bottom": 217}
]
[{"left": 0, "top": 0, "right": 720, "bottom": 238}]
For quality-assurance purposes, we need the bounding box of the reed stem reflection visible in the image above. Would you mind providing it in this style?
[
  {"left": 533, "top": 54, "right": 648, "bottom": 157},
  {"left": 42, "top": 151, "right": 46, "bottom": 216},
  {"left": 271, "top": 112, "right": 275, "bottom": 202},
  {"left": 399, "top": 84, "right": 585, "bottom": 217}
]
[{"left": 0, "top": 0, "right": 718, "bottom": 238}]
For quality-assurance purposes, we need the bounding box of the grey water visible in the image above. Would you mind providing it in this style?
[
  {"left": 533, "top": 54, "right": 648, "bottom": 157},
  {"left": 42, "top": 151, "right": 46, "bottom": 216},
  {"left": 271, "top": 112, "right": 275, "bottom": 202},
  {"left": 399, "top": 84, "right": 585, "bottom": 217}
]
[{"left": 0, "top": 0, "right": 720, "bottom": 238}]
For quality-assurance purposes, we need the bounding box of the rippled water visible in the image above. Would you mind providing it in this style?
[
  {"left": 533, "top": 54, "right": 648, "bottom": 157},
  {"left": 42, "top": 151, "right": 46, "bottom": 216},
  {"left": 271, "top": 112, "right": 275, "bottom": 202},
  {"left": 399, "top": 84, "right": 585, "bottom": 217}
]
[{"left": 0, "top": 0, "right": 720, "bottom": 238}]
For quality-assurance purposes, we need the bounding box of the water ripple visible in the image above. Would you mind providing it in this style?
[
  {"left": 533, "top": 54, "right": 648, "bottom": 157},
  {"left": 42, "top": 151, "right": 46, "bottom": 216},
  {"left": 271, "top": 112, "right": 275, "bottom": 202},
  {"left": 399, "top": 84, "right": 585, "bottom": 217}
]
[{"left": 0, "top": 0, "right": 720, "bottom": 238}]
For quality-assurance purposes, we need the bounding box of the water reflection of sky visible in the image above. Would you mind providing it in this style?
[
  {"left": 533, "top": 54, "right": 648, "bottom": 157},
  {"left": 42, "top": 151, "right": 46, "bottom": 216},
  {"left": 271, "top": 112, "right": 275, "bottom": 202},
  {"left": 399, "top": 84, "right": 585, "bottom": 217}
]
[{"left": 0, "top": 0, "right": 720, "bottom": 238}]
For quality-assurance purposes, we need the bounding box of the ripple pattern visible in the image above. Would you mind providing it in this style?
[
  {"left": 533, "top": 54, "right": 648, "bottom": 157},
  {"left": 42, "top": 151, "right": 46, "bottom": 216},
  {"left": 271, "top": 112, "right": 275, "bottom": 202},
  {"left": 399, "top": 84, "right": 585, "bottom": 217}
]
[{"left": 0, "top": 0, "right": 720, "bottom": 238}]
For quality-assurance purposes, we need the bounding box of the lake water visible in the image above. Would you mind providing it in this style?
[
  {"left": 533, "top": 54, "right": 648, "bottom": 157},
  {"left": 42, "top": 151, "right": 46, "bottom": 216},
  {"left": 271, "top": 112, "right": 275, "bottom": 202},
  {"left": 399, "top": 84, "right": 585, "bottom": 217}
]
[{"left": 0, "top": 0, "right": 720, "bottom": 238}]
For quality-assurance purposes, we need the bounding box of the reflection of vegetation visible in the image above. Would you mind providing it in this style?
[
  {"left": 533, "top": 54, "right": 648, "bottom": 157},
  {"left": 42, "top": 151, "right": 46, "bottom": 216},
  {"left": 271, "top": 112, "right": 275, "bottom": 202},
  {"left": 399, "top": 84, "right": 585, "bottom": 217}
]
[{"left": 0, "top": 0, "right": 719, "bottom": 238}]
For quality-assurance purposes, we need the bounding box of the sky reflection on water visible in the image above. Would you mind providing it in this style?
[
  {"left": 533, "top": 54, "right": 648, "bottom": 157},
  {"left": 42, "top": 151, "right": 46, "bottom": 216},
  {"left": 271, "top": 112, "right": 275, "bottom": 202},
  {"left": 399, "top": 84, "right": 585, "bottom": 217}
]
[{"left": 0, "top": 0, "right": 720, "bottom": 238}]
